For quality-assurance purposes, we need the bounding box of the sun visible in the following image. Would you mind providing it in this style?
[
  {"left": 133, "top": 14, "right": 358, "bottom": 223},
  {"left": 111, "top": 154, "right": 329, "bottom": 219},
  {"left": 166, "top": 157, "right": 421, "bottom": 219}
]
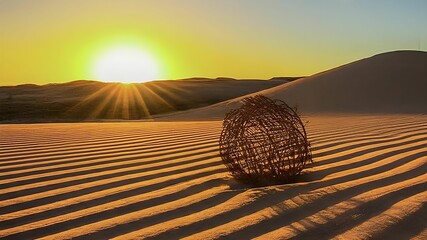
[{"left": 93, "top": 46, "right": 160, "bottom": 83}]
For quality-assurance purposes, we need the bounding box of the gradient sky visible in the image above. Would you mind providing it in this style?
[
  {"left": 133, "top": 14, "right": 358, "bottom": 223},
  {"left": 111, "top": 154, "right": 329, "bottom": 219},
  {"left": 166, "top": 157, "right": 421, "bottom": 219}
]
[{"left": 1, "top": 0, "right": 426, "bottom": 85}]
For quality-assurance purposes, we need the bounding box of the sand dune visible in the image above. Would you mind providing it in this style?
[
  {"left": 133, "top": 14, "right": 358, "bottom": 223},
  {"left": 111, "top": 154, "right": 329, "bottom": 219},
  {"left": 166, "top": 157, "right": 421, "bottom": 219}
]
[
  {"left": 1, "top": 115, "right": 426, "bottom": 239},
  {"left": 162, "top": 51, "right": 427, "bottom": 120}
]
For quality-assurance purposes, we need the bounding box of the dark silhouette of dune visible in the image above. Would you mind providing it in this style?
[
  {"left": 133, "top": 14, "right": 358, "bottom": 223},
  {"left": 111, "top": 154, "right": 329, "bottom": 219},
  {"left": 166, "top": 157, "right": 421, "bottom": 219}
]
[{"left": 0, "top": 77, "right": 297, "bottom": 123}]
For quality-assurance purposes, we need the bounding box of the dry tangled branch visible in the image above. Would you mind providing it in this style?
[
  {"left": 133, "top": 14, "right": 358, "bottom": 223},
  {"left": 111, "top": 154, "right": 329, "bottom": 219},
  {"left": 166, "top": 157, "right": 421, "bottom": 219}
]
[{"left": 219, "top": 95, "right": 312, "bottom": 186}]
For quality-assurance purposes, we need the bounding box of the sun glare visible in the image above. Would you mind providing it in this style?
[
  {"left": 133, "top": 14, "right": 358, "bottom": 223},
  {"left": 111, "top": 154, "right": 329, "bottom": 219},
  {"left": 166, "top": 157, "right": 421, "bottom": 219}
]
[{"left": 93, "top": 47, "right": 160, "bottom": 83}]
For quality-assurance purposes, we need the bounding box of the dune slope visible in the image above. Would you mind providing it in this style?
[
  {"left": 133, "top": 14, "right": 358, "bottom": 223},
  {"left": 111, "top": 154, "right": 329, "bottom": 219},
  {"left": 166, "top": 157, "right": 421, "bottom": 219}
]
[
  {"left": 163, "top": 51, "right": 427, "bottom": 120},
  {"left": 265, "top": 50, "right": 427, "bottom": 113},
  {"left": 0, "top": 115, "right": 426, "bottom": 239}
]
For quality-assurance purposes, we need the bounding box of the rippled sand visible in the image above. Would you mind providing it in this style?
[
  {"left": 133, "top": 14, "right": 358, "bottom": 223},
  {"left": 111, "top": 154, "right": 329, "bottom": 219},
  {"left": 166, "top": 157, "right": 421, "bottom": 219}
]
[{"left": 0, "top": 114, "right": 426, "bottom": 239}]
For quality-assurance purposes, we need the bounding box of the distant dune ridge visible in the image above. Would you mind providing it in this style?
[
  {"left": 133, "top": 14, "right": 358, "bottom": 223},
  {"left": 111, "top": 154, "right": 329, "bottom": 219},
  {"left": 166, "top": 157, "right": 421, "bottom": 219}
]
[
  {"left": 164, "top": 50, "right": 427, "bottom": 120},
  {"left": 0, "top": 77, "right": 295, "bottom": 123}
]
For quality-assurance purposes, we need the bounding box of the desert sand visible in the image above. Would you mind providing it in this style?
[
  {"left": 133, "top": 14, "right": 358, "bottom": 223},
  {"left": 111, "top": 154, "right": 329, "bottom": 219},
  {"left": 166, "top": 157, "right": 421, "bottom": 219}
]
[
  {"left": 0, "top": 115, "right": 426, "bottom": 239},
  {"left": 0, "top": 51, "right": 426, "bottom": 239}
]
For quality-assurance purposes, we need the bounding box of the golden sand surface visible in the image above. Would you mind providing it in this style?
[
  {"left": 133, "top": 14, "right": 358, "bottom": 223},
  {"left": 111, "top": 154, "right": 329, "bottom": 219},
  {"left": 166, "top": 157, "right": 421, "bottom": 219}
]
[{"left": 0, "top": 115, "right": 426, "bottom": 239}]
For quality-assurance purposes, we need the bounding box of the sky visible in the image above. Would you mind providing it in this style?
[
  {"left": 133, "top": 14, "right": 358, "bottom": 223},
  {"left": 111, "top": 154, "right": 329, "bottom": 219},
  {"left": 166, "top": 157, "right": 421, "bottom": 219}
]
[{"left": 1, "top": 0, "right": 426, "bottom": 85}]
